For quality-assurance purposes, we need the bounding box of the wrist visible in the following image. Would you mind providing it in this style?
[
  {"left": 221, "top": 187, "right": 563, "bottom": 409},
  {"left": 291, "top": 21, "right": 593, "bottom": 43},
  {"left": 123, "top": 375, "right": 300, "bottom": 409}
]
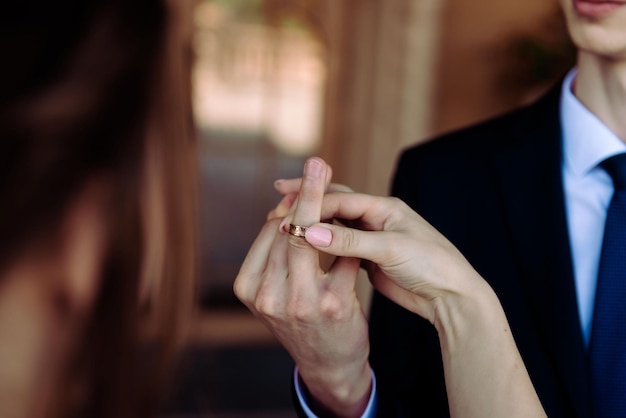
[
  {"left": 298, "top": 360, "right": 372, "bottom": 418},
  {"left": 428, "top": 272, "right": 545, "bottom": 417},
  {"left": 431, "top": 271, "right": 504, "bottom": 346}
]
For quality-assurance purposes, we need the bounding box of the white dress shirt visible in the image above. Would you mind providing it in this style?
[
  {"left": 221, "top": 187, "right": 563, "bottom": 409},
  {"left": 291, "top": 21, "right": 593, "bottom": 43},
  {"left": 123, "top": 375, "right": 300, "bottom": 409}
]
[
  {"left": 296, "top": 67, "right": 626, "bottom": 417},
  {"left": 561, "top": 68, "right": 626, "bottom": 345}
]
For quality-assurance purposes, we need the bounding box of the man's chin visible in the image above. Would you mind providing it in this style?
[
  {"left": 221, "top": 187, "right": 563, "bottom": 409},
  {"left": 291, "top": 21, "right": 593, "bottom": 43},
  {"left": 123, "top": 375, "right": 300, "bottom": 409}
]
[{"left": 569, "top": 26, "right": 626, "bottom": 61}]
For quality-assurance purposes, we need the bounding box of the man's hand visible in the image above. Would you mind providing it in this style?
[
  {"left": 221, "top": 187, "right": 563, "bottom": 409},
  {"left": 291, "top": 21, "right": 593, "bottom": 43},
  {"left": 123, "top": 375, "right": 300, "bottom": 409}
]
[{"left": 234, "top": 157, "right": 372, "bottom": 417}]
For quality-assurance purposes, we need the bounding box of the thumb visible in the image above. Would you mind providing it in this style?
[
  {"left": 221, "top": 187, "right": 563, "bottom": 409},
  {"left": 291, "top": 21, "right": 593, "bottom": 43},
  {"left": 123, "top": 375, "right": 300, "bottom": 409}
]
[{"left": 305, "top": 223, "right": 383, "bottom": 263}]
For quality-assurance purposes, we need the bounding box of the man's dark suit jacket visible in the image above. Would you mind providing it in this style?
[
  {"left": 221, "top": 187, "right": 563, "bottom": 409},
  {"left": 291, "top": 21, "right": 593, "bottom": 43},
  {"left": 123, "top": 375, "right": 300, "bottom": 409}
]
[{"left": 370, "top": 83, "right": 593, "bottom": 417}]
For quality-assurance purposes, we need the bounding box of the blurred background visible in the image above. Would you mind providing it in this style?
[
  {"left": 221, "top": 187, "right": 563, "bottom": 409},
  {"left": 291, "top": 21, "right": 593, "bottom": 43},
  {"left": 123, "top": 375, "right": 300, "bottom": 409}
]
[{"left": 165, "top": 0, "right": 575, "bottom": 416}]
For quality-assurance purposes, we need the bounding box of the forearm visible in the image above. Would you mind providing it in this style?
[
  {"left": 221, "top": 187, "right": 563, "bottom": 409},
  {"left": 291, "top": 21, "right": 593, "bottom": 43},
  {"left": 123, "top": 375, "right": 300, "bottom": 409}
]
[{"left": 434, "top": 275, "right": 546, "bottom": 418}]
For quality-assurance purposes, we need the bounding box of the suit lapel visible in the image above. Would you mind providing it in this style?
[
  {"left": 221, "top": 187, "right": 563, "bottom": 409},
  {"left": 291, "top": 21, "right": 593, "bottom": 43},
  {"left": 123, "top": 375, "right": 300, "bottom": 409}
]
[{"left": 494, "top": 87, "right": 593, "bottom": 418}]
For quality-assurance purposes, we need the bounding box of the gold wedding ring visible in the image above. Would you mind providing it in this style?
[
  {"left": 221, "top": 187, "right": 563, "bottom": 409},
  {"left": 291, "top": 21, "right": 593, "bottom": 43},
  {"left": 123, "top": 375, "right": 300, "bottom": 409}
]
[{"left": 288, "top": 224, "right": 308, "bottom": 238}]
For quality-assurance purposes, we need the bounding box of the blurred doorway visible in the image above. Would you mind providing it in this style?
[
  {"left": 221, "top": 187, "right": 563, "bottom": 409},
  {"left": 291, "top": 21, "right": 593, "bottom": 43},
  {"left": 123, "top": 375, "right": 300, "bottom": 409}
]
[
  {"left": 193, "top": 0, "right": 327, "bottom": 309},
  {"left": 169, "top": 2, "right": 327, "bottom": 417}
]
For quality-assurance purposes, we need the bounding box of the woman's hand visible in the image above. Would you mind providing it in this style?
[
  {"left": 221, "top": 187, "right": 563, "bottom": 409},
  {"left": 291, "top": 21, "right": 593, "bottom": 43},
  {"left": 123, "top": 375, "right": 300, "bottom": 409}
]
[
  {"left": 234, "top": 158, "right": 372, "bottom": 417},
  {"left": 299, "top": 192, "right": 485, "bottom": 324},
  {"left": 267, "top": 173, "right": 477, "bottom": 323},
  {"left": 297, "top": 190, "right": 546, "bottom": 418}
]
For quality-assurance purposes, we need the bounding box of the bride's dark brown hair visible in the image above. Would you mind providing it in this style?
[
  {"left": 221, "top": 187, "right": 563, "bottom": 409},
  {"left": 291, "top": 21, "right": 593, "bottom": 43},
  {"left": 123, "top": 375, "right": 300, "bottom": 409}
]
[{"left": 0, "top": 0, "right": 197, "bottom": 416}]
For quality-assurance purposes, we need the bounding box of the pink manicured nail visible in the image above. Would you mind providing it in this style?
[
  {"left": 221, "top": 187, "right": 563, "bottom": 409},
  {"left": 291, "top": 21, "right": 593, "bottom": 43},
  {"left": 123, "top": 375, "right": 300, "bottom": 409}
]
[
  {"left": 304, "top": 158, "right": 323, "bottom": 179},
  {"left": 306, "top": 225, "right": 332, "bottom": 247}
]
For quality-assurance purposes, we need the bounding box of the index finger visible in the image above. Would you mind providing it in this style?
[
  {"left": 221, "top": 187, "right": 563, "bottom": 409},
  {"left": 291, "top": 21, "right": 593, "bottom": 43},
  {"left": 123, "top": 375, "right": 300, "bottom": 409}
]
[
  {"left": 273, "top": 167, "right": 351, "bottom": 221},
  {"left": 286, "top": 157, "right": 329, "bottom": 275}
]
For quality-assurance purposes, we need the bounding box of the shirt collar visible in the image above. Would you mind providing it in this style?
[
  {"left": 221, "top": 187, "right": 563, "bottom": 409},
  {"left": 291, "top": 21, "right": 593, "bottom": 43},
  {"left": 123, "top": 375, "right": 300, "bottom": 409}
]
[{"left": 560, "top": 67, "right": 626, "bottom": 177}]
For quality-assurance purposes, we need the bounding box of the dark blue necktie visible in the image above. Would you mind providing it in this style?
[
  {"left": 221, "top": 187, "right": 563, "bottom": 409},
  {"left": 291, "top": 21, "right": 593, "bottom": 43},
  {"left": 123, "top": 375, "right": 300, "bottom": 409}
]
[{"left": 589, "top": 153, "right": 626, "bottom": 417}]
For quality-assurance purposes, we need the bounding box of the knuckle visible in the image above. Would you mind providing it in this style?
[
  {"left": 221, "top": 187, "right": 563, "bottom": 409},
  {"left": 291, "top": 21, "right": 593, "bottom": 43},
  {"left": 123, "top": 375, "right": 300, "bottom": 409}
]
[
  {"left": 319, "top": 295, "right": 344, "bottom": 321},
  {"left": 254, "top": 280, "right": 291, "bottom": 320},
  {"left": 233, "top": 274, "right": 250, "bottom": 301},
  {"left": 284, "top": 293, "right": 346, "bottom": 323},
  {"left": 340, "top": 228, "right": 357, "bottom": 252},
  {"left": 286, "top": 298, "right": 315, "bottom": 323},
  {"left": 254, "top": 293, "right": 279, "bottom": 318}
]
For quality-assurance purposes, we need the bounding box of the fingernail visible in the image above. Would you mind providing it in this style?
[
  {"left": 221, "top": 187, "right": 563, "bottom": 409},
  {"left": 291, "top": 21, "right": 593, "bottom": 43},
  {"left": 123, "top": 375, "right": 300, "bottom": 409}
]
[
  {"left": 306, "top": 225, "right": 332, "bottom": 247},
  {"left": 304, "top": 158, "right": 323, "bottom": 179},
  {"left": 273, "top": 179, "right": 284, "bottom": 189}
]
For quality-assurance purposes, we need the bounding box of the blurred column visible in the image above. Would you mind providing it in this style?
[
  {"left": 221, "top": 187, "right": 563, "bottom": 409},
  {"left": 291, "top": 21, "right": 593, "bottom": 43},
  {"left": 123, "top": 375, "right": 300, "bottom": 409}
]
[
  {"left": 306, "top": 0, "right": 443, "bottom": 311},
  {"left": 318, "top": 0, "right": 444, "bottom": 196}
]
